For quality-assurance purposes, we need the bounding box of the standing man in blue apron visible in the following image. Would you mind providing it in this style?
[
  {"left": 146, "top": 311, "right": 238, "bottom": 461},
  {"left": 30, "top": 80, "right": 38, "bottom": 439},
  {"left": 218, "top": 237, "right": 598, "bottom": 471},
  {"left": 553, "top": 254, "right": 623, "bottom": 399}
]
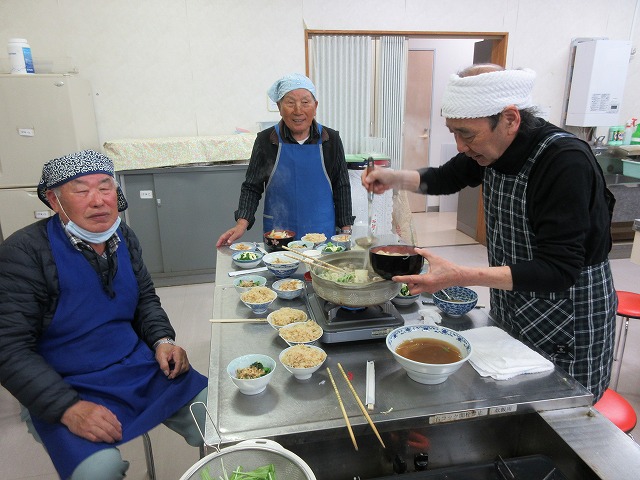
[
  {"left": 0, "top": 150, "right": 208, "bottom": 479},
  {"left": 362, "top": 64, "right": 617, "bottom": 402},
  {"left": 217, "top": 73, "right": 355, "bottom": 247}
]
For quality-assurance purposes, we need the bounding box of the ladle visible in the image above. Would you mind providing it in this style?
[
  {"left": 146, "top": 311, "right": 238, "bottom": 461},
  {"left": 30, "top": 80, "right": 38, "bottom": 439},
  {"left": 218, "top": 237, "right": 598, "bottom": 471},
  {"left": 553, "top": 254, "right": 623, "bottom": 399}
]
[{"left": 355, "top": 157, "right": 377, "bottom": 250}]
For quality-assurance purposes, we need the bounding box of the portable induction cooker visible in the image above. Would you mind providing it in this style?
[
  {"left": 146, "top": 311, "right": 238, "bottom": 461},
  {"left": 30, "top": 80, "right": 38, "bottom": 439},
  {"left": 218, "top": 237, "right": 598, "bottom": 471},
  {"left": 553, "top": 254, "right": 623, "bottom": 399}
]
[{"left": 304, "top": 284, "right": 404, "bottom": 343}]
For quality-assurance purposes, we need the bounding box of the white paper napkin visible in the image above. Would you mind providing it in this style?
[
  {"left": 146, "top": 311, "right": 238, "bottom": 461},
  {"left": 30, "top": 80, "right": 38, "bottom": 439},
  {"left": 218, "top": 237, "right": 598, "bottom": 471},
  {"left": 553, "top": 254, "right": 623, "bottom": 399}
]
[{"left": 461, "top": 326, "right": 554, "bottom": 380}]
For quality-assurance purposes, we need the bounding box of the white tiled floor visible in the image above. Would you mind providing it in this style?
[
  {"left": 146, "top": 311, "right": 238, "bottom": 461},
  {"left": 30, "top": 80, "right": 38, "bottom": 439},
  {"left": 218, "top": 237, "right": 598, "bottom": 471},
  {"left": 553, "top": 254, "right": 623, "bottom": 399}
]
[{"left": 1, "top": 212, "right": 638, "bottom": 479}]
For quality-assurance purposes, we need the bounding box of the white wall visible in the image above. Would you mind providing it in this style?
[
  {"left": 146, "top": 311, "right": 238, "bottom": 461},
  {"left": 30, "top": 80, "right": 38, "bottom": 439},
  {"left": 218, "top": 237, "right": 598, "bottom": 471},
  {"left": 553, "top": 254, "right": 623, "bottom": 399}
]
[{"left": 1, "top": 0, "right": 639, "bottom": 150}]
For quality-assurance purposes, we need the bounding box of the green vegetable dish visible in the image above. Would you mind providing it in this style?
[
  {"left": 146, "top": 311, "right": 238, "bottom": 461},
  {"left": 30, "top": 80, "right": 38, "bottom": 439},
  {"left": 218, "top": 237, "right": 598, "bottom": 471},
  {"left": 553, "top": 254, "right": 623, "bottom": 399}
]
[
  {"left": 238, "top": 252, "right": 259, "bottom": 261},
  {"left": 235, "top": 362, "right": 272, "bottom": 379},
  {"left": 399, "top": 283, "right": 411, "bottom": 296},
  {"left": 199, "top": 462, "right": 277, "bottom": 480},
  {"left": 322, "top": 242, "right": 342, "bottom": 253}
]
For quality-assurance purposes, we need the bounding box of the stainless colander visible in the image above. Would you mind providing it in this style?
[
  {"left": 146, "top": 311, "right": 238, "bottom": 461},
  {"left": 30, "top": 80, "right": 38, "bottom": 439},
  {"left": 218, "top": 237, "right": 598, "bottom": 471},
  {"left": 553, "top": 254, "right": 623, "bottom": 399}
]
[
  {"left": 180, "top": 402, "right": 316, "bottom": 480},
  {"left": 180, "top": 438, "right": 316, "bottom": 480}
]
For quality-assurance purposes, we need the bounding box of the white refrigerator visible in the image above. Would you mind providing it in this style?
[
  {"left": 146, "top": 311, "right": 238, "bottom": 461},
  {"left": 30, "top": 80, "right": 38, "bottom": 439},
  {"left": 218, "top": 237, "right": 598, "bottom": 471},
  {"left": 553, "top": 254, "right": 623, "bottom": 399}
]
[{"left": 0, "top": 74, "right": 99, "bottom": 241}]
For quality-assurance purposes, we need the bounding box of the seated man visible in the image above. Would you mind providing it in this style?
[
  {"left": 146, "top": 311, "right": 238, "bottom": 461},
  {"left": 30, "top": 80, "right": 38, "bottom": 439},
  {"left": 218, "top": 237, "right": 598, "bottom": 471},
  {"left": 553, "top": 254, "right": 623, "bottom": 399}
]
[{"left": 0, "top": 150, "right": 208, "bottom": 480}]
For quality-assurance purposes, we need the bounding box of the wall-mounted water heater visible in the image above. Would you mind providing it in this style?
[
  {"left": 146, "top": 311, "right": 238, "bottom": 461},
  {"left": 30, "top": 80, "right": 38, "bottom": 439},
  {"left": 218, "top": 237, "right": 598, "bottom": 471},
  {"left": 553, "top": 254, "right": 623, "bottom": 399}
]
[{"left": 565, "top": 39, "right": 632, "bottom": 127}]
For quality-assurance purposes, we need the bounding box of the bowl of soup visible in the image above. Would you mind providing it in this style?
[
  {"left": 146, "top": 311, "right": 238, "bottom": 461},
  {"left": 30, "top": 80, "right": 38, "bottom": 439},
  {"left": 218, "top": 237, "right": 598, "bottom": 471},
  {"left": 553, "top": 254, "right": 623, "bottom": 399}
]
[
  {"left": 263, "top": 229, "right": 296, "bottom": 252},
  {"left": 369, "top": 245, "right": 424, "bottom": 280},
  {"left": 386, "top": 325, "right": 472, "bottom": 384}
]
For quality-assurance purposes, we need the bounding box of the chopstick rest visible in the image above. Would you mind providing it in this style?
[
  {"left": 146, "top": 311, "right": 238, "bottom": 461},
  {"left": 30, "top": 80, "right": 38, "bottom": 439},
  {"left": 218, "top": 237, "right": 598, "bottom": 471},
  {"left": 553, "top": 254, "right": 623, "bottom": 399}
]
[{"left": 366, "top": 360, "right": 375, "bottom": 411}]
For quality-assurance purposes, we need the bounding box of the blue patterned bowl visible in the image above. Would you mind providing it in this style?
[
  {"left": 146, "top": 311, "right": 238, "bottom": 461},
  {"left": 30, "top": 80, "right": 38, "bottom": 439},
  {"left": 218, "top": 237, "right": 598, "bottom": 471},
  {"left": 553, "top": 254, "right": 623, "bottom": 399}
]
[
  {"left": 262, "top": 252, "right": 300, "bottom": 279},
  {"left": 386, "top": 325, "right": 472, "bottom": 384},
  {"left": 432, "top": 287, "right": 478, "bottom": 317}
]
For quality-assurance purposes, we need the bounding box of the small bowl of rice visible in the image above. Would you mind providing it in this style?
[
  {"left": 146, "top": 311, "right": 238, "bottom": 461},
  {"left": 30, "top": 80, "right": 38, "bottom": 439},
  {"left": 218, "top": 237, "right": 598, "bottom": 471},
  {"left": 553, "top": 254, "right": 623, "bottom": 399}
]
[
  {"left": 267, "top": 307, "right": 308, "bottom": 330},
  {"left": 279, "top": 344, "right": 327, "bottom": 380},
  {"left": 301, "top": 232, "right": 327, "bottom": 247},
  {"left": 272, "top": 278, "right": 305, "bottom": 300},
  {"left": 239, "top": 286, "right": 277, "bottom": 315},
  {"left": 278, "top": 320, "right": 324, "bottom": 346}
]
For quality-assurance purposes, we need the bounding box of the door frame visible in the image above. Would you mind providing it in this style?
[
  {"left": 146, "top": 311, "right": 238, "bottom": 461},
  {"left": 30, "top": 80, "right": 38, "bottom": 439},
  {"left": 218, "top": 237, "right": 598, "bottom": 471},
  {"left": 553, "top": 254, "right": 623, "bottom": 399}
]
[{"left": 305, "top": 30, "right": 508, "bottom": 245}]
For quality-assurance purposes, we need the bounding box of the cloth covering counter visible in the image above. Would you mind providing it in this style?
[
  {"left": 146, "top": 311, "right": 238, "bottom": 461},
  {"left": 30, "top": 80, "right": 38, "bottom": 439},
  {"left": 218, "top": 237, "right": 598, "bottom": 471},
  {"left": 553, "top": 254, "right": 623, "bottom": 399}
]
[{"left": 103, "top": 134, "right": 257, "bottom": 171}]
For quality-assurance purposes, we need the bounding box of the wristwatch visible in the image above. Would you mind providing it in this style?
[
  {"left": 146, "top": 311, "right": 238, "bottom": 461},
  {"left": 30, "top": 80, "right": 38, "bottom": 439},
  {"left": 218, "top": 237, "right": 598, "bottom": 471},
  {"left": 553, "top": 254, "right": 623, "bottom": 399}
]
[{"left": 153, "top": 337, "right": 176, "bottom": 349}]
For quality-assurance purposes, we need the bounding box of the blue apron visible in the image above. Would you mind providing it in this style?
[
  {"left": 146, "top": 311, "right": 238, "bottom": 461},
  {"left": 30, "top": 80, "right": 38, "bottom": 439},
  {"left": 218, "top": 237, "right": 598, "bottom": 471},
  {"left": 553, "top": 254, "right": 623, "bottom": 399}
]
[
  {"left": 263, "top": 124, "right": 336, "bottom": 240},
  {"left": 32, "top": 218, "right": 207, "bottom": 479}
]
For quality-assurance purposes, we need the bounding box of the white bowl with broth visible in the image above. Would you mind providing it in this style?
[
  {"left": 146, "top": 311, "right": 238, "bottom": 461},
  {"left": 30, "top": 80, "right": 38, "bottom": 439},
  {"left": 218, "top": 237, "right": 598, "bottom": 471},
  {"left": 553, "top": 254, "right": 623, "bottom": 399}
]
[{"left": 386, "top": 325, "right": 472, "bottom": 384}]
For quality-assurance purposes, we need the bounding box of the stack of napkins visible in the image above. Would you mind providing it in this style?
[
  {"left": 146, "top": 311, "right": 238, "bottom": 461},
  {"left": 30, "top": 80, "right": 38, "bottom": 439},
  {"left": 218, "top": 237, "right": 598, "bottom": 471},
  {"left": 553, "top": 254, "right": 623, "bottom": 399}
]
[{"left": 461, "top": 326, "right": 554, "bottom": 380}]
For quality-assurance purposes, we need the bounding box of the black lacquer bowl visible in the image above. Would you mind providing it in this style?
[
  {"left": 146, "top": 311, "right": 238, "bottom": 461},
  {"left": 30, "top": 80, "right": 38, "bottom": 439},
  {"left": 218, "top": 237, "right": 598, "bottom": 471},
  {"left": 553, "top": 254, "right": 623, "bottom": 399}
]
[{"left": 369, "top": 244, "right": 424, "bottom": 280}]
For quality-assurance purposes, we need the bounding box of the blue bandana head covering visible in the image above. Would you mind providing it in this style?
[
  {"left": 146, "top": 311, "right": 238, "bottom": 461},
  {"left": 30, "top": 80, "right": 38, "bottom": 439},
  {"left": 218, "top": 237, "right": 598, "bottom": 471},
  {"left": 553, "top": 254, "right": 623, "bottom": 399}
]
[
  {"left": 267, "top": 73, "right": 317, "bottom": 102},
  {"left": 38, "top": 150, "right": 128, "bottom": 211}
]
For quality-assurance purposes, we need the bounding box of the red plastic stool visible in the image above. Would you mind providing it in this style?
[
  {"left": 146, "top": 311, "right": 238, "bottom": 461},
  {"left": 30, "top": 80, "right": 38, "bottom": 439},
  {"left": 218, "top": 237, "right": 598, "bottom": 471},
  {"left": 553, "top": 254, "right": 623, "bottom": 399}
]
[
  {"left": 594, "top": 388, "right": 637, "bottom": 434},
  {"left": 611, "top": 291, "right": 640, "bottom": 390}
]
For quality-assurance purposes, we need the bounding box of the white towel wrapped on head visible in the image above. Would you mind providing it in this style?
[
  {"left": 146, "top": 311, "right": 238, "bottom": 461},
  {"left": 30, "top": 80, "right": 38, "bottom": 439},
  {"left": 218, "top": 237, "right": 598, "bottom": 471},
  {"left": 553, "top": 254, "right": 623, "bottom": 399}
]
[{"left": 461, "top": 326, "right": 554, "bottom": 380}]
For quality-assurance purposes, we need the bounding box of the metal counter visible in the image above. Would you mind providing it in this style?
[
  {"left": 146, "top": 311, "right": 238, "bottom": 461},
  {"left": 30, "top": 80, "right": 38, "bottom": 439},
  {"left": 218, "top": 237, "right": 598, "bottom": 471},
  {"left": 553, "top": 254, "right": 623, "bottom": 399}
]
[{"left": 206, "top": 247, "right": 640, "bottom": 479}]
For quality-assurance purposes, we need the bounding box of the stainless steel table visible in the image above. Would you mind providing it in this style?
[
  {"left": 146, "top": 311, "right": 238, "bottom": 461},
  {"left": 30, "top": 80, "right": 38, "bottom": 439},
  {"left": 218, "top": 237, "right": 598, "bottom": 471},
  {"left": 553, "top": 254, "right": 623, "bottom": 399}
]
[{"left": 206, "top": 247, "right": 640, "bottom": 479}]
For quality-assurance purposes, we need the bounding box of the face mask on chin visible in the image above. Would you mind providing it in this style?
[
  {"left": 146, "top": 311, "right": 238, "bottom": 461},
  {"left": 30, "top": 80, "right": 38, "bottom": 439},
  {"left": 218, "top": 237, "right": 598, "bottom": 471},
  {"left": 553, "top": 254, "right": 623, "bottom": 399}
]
[{"left": 55, "top": 193, "right": 121, "bottom": 244}]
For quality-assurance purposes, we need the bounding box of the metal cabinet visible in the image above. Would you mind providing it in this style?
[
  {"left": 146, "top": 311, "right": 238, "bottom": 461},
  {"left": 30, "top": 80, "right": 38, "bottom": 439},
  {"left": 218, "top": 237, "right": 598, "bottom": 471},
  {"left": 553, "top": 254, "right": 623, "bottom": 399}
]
[
  {"left": 0, "top": 74, "right": 98, "bottom": 188},
  {"left": 0, "top": 74, "right": 98, "bottom": 241},
  {"left": 118, "top": 165, "right": 264, "bottom": 282}
]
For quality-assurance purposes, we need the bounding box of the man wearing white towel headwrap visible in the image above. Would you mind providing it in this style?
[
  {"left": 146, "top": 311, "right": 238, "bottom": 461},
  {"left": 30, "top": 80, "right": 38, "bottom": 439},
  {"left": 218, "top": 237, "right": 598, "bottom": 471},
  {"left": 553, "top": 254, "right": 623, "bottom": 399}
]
[
  {"left": 363, "top": 64, "right": 617, "bottom": 402},
  {"left": 217, "top": 73, "right": 354, "bottom": 246}
]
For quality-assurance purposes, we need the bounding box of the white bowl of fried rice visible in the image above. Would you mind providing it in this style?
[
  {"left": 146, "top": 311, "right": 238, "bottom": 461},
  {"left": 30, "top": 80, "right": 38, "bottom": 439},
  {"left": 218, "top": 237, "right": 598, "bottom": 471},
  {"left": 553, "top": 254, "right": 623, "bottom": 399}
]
[
  {"left": 239, "top": 286, "right": 277, "bottom": 315},
  {"left": 279, "top": 344, "right": 327, "bottom": 380},
  {"left": 278, "top": 320, "right": 323, "bottom": 346},
  {"left": 267, "top": 307, "right": 308, "bottom": 330}
]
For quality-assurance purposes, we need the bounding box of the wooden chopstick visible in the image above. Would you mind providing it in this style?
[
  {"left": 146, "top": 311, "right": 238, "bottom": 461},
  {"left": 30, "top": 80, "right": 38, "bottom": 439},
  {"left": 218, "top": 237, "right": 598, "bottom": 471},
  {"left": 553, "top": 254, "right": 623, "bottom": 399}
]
[
  {"left": 283, "top": 253, "right": 346, "bottom": 274},
  {"left": 282, "top": 246, "right": 350, "bottom": 274},
  {"left": 327, "top": 367, "right": 358, "bottom": 451},
  {"left": 337, "top": 362, "right": 386, "bottom": 449},
  {"left": 208, "top": 318, "right": 267, "bottom": 323}
]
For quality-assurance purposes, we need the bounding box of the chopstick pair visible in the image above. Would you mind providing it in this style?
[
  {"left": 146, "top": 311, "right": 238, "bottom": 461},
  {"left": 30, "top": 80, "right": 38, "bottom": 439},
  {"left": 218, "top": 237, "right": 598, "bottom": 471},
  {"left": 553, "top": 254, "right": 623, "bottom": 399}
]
[
  {"left": 326, "top": 363, "right": 386, "bottom": 451},
  {"left": 282, "top": 247, "right": 348, "bottom": 274}
]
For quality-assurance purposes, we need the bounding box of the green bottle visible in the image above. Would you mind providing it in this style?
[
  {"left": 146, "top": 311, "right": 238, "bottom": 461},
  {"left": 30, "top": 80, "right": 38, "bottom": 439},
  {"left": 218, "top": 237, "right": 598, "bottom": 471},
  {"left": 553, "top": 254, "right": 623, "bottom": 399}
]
[{"left": 632, "top": 125, "right": 640, "bottom": 145}]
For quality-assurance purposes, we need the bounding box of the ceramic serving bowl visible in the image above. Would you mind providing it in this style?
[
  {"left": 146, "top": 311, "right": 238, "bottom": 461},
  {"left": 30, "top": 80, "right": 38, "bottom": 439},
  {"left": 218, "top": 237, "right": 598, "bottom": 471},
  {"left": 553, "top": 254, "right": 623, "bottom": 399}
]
[
  {"left": 227, "top": 353, "right": 276, "bottom": 395},
  {"left": 278, "top": 321, "right": 324, "bottom": 346},
  {"left": 239, "top": 286, "right": 277, "bottom": 314},
  {"left": 300, "top": 233, "right": 327, "bottom": 247},
  {"left": 432, "top": 287, "right": 478, "bottom": 317},
  {"left": 263, "top": 230, "right": 296, "bottom": 252},
  {"left": 266, "top": 307, "right": 308, "bottom": 330},
  {"left": 330, "top": 234, "right": 352, "bottom": 251},
  {"left": 386, "top": 325, "right": 472, "bottom": 385},
  {"left": 263, "top": 252, "right": 300, "bottom": 279},
  {"left": 369, "top": 244, "right": 424, "bottom": 280},
  {"left": 232, "top": 250, "right": 263, "bottom": 269},
  {"left": 391, "top": 283, "right": 420, "bottom": 307},
  {"left": 287, "top": 240, "right": 314, "bottom": 252},
  {"left": 233, "top": 275, "right": 268, "bottom": 295},
  {"left": 229, "top": 242, "right": 257, "bottom": 252},
  {"left": 279, "top": 344, "right": 327, "bottom": 380},
  {"left": 272, "top": 278, "right": 305, "bottom": 300}
]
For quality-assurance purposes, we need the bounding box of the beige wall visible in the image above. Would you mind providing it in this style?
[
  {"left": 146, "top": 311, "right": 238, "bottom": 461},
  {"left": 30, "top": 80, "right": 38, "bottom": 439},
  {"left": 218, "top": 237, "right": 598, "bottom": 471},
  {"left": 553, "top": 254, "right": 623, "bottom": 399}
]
[{"left": 1, "top": 0, "right": 638, "bottom": 149}]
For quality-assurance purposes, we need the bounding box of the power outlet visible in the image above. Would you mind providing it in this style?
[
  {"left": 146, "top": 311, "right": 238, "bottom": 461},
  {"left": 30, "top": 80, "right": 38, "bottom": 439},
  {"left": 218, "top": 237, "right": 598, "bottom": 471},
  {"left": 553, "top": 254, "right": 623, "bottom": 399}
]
[{"left": 139, "top": 190, "right": 153, "bottom": 199}]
